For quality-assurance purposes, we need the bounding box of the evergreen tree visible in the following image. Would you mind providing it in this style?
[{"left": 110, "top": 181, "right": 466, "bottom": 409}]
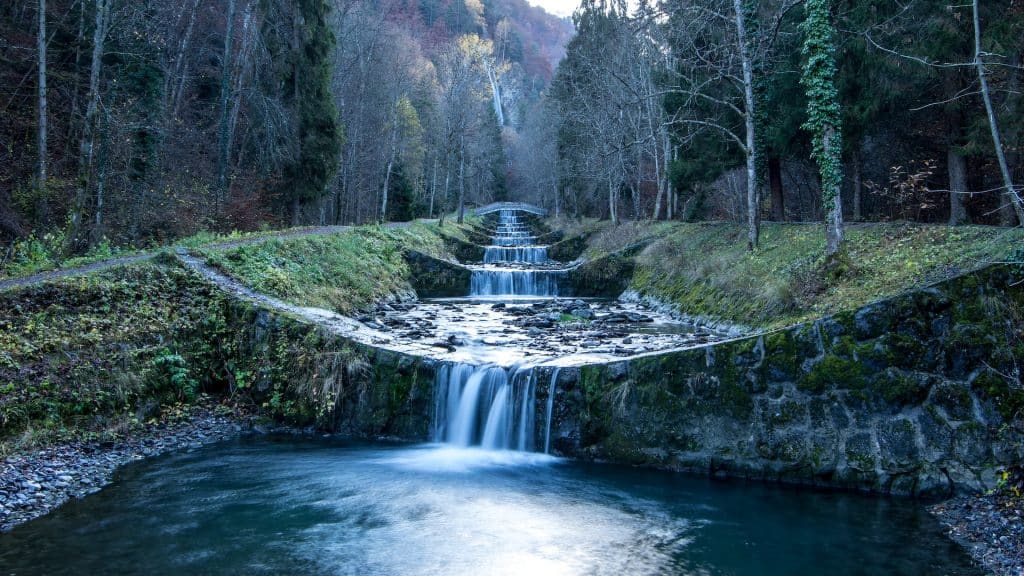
[{"left": 286, "top": 0, "right": 342, "bottom": 224}]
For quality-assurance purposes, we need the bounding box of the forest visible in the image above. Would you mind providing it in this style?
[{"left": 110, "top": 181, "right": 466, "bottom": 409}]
[
  {"left": 0, "top": 0, "right": 1022, "bottom": 262},
  {"left": 0, "top": 0, "right": 571, "bottom": 255}
]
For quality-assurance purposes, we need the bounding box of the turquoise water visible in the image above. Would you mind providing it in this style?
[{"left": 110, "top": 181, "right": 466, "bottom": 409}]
[{"left": 0, "top": 437, "right": 978, "bottom": 575}]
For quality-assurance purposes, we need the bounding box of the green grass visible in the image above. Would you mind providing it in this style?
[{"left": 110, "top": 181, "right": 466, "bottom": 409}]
[
  {"left": 198, "top": 222, "right": 468, "bottom": 314},
  {"left": 588, "top": 220, "right": 1023, "bottom": 330}
]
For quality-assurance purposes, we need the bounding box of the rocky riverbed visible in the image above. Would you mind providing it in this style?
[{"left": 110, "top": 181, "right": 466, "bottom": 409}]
[
  {"left": 930, "top": 492, "right": 1024, "bottom": 576},
  {"left": 360, "top": 297, "right": 722, "bottom": 365},
  {"left": 0, "top": 401, "right": 257, "bottom": 532}
]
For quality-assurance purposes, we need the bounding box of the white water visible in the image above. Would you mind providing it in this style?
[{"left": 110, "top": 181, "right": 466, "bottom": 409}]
[
  {"left": 434, "top": 363, "right": 539, "bottom": 451},
  {"left": 470, "top": 269, "right": 562, "bottom": 296},
  {"left": 470, "top": 210, "right": 562, "bottom": 297},
  {"left": 544, "top": 367, "right": 560, "bottom": 454},
  {"left": 483, "top": 246, "right": 549, "bottom": 264}
]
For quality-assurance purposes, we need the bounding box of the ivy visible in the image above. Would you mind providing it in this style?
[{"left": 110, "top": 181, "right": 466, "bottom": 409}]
[{"left": 799, "top": 0, "right": 843, "bottom": 212}]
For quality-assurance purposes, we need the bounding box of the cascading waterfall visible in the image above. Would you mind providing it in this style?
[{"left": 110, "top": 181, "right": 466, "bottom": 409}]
[
  {"left": 470, "top": 270, "right": 561, "bottom": 297},
  {"left": 436, "top": 209, "right": 567, "bottom": 452},
  {"left": 483, "top": 246, "right": 549, "bottom": 264},
  {"left": 433, "top": 363, "right": 537, "bottom": 451},
  {"left": 471, "top": 209, "right": 563, "bottom": 297}
]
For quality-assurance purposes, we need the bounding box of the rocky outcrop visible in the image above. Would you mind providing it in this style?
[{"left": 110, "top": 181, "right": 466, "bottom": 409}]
[
  {"left": 440, "top": 235, "right": 485, "bottom": 263},
  {"left": 544, "top": 264, "right": 1024, "bottom": 496},
  {"left": 546, "top": 232, "right": 588, "bottom": 261}
]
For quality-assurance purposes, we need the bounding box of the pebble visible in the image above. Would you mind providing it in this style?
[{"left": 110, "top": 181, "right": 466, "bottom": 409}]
[
  {"left": 0, "top": 404, "right": 254, "bottom": 533},
  {"left": 930, "top": 491, "right": 1024, "bottom": 576}
]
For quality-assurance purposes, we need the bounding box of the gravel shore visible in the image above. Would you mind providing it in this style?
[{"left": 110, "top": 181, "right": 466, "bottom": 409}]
[
  {"left": 0, "top": 405, "right": 255, "bottom": 532},
  {"left": 930, "top": 492, "right": 1024, "bottom": 576}
]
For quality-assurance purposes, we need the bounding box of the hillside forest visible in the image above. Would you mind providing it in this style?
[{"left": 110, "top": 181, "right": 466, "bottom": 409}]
[{"left": 1, "top": 0, "right": 1022, "bottom": 263}]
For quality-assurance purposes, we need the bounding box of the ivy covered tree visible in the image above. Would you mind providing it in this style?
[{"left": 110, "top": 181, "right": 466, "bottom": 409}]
[{"left": 800, "top": 0, "right": 844, "bottom": 259}]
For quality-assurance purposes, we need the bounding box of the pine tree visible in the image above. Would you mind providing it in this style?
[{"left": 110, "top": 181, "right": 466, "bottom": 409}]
[{"left": 287, "top": 0, "right": 342, "bottom": 225}]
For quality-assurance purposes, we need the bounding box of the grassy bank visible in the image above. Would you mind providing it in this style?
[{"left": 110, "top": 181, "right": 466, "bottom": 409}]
[
  {"left": 197, "top": 221, "right": 472, "bottom": 314},
  {"left": 571, "top": 220, "right": 1024, "bottom": 330},
  {"left": 0, "top": 258, "right": 236, "bottom": 454}
]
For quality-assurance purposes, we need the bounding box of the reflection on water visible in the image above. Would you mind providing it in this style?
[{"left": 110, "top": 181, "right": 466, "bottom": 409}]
[{"left": 0, "top": 437, "right": 978, "bottom": 576}]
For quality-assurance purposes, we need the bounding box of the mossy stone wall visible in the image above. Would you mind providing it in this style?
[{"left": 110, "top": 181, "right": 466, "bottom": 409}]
[
  {"left": 546, "top": 265, "right": 1024, "bottom": 496},
  {"left": 221, "top": 299, "right": 435, "bottom": 438}
]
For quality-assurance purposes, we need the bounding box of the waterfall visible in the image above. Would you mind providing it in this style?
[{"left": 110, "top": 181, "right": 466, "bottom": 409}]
[
  {"left": 544, "top": 367, "right": 560, "bottom": 454},
  {"left": 470, "top": 210, "right": 561, "bottom": 297},
  {"left": 434, "top": 363, "right": 537, "bottom": 451},
  {"left": 483, "top": 246, "right": 549, "bottom": 264},
  {"left": 470, "top": 270, "right": 562, "bottom": 297}
]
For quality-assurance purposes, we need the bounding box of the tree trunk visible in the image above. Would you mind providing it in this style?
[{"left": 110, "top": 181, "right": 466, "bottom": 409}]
[
  {"left": 67, "top": 0, "right": 85, "bottom": 142},
  {"left": 168, "top": 0, "right": 201, "bottom": 118},
  {"left": 37, "top": 0, "right": 46, "bottom": 189},
  {"left": 381, "top": 153, "right": 395, "bottom": 222},
  {"left": 69, "top": 0, "right": 109, "bottom": 251},
  {"left": 224, "top": 2, "right": 253, "bottom": 202},
  {"left": 768, "top": 155, "right": 784, "bottom": 221},
  {"left": 653, "top": 128, "right": 667, "bottom": 220},
  {"left": 972, "top": 0, "right": 1023, "bottom": 224},
  {"left": 457, "top": 136, "right": 466, "bottom": 224},
  {"left": 608, "top": 176, "right": 618, "bottom": 225},
  {"left": 91, "top": 112, "right": 109, "bottom": 245},
  {"left": 851, "top": 151, "right": 862, "bottom": 221},
  {"left": 215, "top": 0, "right": 238, "bottom": 210},
  {"left": 428, "top": 156, "right": 438, "bottom": 218},
  {"left": 734, "top": 0, "right": 759, "bottom": 250},
  {"left": 947, "top": 147, "right": 968, "bottom": 226},
  {"left": 292, "top": 195, "right": 301, "bottom": 226},
  {"left": 823, "top": 126, "right": 844, "bottom": 257}
]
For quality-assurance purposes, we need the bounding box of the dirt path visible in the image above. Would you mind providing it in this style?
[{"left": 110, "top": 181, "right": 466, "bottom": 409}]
[{"left": 0, "top": 222, "right": 422, "bottom": 292}]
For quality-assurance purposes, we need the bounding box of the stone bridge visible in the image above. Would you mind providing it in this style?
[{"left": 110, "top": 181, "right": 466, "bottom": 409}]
[{"left": 473, "top": 202, "right": 549, "bottom": 217}]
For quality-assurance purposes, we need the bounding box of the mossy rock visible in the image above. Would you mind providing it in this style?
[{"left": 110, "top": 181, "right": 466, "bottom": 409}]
[{"left": 798, "top": 355, "right": 867, "bottom": 394}]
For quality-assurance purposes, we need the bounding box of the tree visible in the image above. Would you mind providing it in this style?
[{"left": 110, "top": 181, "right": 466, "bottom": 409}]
[
  {"left": 286, "top": 0, "right": 342, "bottom": 225},
  {"left": 37, "top": 0, "right": 47, "bottom": 192},
  {"left": 971, "top": 0, "right": 1023, "bottom": 224},
  {"left": 800, "top": 0, "right": 844, "bottom": 258}
]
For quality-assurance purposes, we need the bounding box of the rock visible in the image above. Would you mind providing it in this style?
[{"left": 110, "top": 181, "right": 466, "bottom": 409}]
[{"left": 572, "top": 308, "right": 595, "bottom": 320}]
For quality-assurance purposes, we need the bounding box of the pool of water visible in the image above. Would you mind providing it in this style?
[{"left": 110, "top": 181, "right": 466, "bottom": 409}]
[{"left": 0, "top": 437, "right": 978, "bottom": 575}]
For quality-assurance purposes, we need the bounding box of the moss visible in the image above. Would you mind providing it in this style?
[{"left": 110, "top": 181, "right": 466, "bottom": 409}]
[
  {"left": 869, "top": 370, "right": 928, "bottom": 406},
  {"left": 0, "top": 260, "right": 234, "bottom": 451},
  {"left": 972, "top": 369, "right": 1024, "bottom": 422},
  {"left": 799, "top": 355, "right": 867, "bottom": 393}
]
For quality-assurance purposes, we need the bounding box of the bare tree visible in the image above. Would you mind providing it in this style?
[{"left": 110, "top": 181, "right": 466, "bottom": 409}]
[
  {"left": 36, "top": 0, "right": 47, "bottom": 190},
  {"left": 971, "top": 0, "right": 1023, "bottom": 224}
]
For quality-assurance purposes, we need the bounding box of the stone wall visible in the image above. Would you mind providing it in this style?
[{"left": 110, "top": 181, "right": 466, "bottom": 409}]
[
  {"left": 221, "top": 299, "right": 436, "bottom": 439},
  {"left": 544, "top": 264, "right": 1024, "bottom": 496},
  {"left": 403, "top": 250, "right": 471, "bottom": 297}
]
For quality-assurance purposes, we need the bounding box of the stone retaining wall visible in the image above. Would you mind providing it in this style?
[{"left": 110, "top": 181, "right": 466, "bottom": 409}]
[{"left": 544, "top": 264, "right": 1024, "bottom": 496}]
